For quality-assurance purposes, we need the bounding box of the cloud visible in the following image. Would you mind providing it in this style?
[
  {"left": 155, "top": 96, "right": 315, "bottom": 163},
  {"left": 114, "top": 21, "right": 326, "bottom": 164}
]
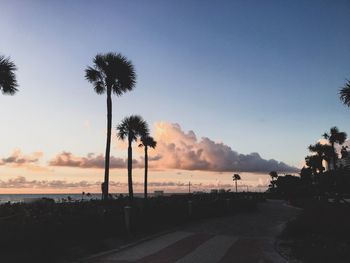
[
  {"left": 49, "top": 152, "right": 141, "bottom": 169},
  {"left": 148, "top": 122, "right": 298, "bottom": 173},
  {"left": 0, "top": 149, "right": 49, "bottom": 171},
  {"left": 0, "top": 176, "right": 98, "bottom": 189},
  {"left": 0, "top": 149, "right": 43, "bottom": 166},
  {"left": 48, "top": 122, "right": 297, "bottom": 173}
]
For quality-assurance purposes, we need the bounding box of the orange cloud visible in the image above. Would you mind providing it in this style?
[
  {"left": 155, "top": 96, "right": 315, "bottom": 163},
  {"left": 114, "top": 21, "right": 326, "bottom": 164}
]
[
  {"left": 0, "top": 149, "right": 48, "bottom": 171},
  {"left": 147, "top": 122, "right": 298, "bottom": 173},
  {"left": 48, "top": 122, "right": 297, "bottom": 173}
]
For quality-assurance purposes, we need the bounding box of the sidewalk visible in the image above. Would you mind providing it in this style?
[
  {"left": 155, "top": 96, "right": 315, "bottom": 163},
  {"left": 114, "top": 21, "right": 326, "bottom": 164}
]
[{"left": 82, "top": 200, "right": 300, "bottom": 263}]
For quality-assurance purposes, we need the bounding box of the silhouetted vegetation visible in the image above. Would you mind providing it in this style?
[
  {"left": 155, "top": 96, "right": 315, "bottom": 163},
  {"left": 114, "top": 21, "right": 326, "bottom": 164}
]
[
  {"left": 268, "top": 126, "right": 349, "bottom": 202},
  {"left": 339, "top": 79, "right": 350, "bottom": 107},
  {"left": 233, "top": 173, "right": 241, "bottom": 193},
  {"left": 85, "top": 52, "right": 136, "bottom": 200},
  {"left": 323, "top": 126, "right": 347, "bottom": 170},
  {"left": 0, "top": 193, "right": 263, "bottom": 263},
  {"left": 139, "top": 135, "right": 157, "bottom": 200},
  {"left": 0, "top": 55, "right": 18, "bottom": 95},
  {"left": 281, "top": 201, "right": 350, "bottom": 263},
  {"left": 117, "top": 115, "right": 149, "bottom": 201},
  {"left": 272, "top": 124, "right": 350, "bottom": 262}
]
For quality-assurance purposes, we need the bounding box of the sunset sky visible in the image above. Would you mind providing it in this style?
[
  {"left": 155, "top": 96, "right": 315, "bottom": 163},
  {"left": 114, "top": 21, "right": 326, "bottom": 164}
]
[{"left": 1, "top": 0, "right": 350, "bottom": 193}]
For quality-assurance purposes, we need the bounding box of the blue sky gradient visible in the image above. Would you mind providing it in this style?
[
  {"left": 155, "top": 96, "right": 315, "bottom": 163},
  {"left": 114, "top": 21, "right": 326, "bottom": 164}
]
[{"left": 1, "top": 0, "right": 350, "bottom": 171}]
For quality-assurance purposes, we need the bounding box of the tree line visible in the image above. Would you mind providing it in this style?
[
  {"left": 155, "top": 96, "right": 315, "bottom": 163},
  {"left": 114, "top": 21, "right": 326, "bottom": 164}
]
[{"left": 268, "top": 126, "right": 350, "bottom": 201}]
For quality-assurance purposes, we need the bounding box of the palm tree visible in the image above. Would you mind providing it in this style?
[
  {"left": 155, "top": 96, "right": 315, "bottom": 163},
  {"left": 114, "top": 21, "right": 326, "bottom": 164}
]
[
  {"left": 322, "top": 127, "right": 347, "bottom": 170},
  {"left": 0, "top": 55, "right": 18, "bottom": 95},
  {"left": 233, "top": 174, "right": 241, "bottom": 193},
  {"left": 85, "top": 52, "right": 136, "bottom": 200},
  {"left": 339, "top": 80, "right": 350, "bottom": 106},
  {"left": 139, "top": 136, "right": 157, "bottom": 200},
  {"left": 117, "top": 115, "right": 149, "bottom": 201},
  {"left": 308, "top": 142, "right": 334, "bottom": 171},
  {"left": 305, "top": 154, "right": 324, "bottom": 175},
  {"left": 269, "top": 171, "right": 278, "bottom": 190}
]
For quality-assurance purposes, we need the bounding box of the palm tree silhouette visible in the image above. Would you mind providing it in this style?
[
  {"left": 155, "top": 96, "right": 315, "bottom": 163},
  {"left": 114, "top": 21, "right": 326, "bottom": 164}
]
[
  {"left": 305, "top": 154, "right": 324, "bottom": 175},
  {"left": 233, "top": 174, "right": 241, "bottom": 193},
  {"left": 85, "top": 52, "right": 136, "bottom": 200},
  {"left": 322, "top": 127, "right": 347, "bottom": 170},
  {"left": 139, "top": 136, "right": 157, "bottom": 200},
  {"left": 339, "top": 80, "right": 350, "bottom": 106},
  {"left": 269, "top": 171, "right": 278, "bottom": 190},
  {"left": 308, "top": 142, "right": 334, "bottom": 171},
  {"left": 117, "top": 115, "right": 149, "bottom": 201},
  {"left": 0, "top": 55, "right": 18, "bottom": 95}
]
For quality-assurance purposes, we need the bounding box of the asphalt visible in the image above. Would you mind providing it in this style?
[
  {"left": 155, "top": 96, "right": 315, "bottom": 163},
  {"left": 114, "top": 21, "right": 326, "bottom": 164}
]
[{"left": 83, "top": 200, "right": 301, "bottom": 263}]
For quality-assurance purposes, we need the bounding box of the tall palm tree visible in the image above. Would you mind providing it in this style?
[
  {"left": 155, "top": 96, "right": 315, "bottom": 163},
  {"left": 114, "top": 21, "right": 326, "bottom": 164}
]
[
  {"left": 85, "top": 52, "right": 136, "bottom": 200},
  {"left": 139, "top": 136, "right": 157, "bottom": 200},
  {"left": 322, "top": 127, "right": 347, "bottom": 170},
  {"left": 0, "top": 55, "right": 18, "bottom": 95},
  {"left": 233, "top": 174, "right": 241, "bottom": 193},
  {"left": 117, "top": 115, "right": 149, "bottom": 201},
  {"left": 339, "top": 80, "right": 350, "bottom": 106}
]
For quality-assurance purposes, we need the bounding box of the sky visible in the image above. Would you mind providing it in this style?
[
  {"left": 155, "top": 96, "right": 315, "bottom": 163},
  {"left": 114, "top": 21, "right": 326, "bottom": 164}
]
[{"left": 0, "top": 0, "right": 350, "bottom": 193}]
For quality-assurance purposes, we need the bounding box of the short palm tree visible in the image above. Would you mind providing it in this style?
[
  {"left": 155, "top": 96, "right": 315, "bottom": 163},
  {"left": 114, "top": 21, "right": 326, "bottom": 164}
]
[
  {"left": 139, "top": 136, "right": 157, "bottom": 200},
  {"left": 85, "top": 52, "right": 136, "bottom": 200},
  {"left": 117, "top": 115, "right": 149, "bottom": 201},
  {"left": 0, "top": 55, "right": 18, "bottom": 95},
  {"left": 322, "top": 127, "right": 347, "bottom": 170},
  {"left": 339, "top": 80, "right": 350, "bottom": 106},
  {"left": 308, "top": 142, "right": 334, "bottom": 171},
  {"left": 269, "top": 171, "right": 278, "bottom": 190},
  {"left": 233, "top": 174, "right": 241, "bottom": 193}
]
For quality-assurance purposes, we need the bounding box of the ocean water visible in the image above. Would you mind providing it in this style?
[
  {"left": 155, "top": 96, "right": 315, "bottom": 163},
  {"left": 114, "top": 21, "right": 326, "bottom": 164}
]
[{"left": 0, "top": 194, "right": 101, "bottom": 203}]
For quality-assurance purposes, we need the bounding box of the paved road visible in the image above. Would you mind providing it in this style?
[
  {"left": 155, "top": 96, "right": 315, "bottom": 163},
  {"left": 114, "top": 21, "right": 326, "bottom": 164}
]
[{"left": 85, "top": 200, "right": 300, "bottom": 263}]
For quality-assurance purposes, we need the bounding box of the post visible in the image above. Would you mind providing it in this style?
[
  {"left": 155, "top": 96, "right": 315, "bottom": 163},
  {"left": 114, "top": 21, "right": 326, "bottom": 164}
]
[{"left": 124, "top": 206, "right": 131, "bottom": 234}]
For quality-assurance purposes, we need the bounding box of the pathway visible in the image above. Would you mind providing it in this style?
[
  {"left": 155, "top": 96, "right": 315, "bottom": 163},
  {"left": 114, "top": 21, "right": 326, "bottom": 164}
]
[{"left": 83, "top": 200, "right": 300, "bottom": 263}]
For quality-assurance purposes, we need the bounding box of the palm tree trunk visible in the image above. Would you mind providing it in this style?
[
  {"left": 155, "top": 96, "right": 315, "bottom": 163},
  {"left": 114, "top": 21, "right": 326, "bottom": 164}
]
[
  {"left": 235, "top": 180, "right": 237, "bottom": 193},
  {"left": 332, "top": 142, "right": 337, "bottom": 171},
  {"left": 144, "top": 146, "right": 148, "bottom": 199},
  {"left": 128, "top": 138, "right": 134, "bottom": 201},
  {"left": 103, "top": 90, "right": 112, "bottom": 200}
]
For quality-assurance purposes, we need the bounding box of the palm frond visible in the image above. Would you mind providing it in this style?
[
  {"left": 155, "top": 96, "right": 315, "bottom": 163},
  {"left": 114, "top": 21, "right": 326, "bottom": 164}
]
[
  {"left": 0, "top": 55, "right": 18, "bottom": 95},
  {"left": 233, "top": 174, "right": 241, "bottom": 180},
  {"left": 85, "top": 67, "right": 105, "bottom": 94},
  {"left": 339, "top": 80, "right": 350, "bottom": 107},
  {"left": 322, "top": 133, "right": 329, "bottom": 139},
  {"left": 86, "top": 52, "right": 136, "bottom": 96},
  {"left": 141, "top": 136, "right": 157, "bottom": 149},
  {"left": 116, "top": 115, "right": 149, "bottom": 143}
]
